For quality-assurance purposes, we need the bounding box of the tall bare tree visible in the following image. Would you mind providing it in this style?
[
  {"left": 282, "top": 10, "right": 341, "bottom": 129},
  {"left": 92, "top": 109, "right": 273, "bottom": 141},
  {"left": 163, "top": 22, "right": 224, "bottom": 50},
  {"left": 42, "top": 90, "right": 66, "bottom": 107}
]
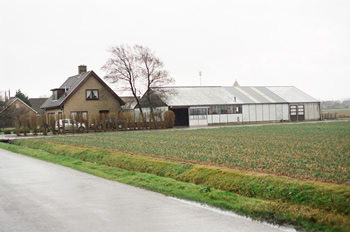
[
  {"left": 102, "top": 45, "right": 145, "bottom": 122},
  {"left": 135, "top": 45, "right": 174, "bottom": 122},
  {"left": 102, "top": 44, "right": 174, "bottom": 123}
]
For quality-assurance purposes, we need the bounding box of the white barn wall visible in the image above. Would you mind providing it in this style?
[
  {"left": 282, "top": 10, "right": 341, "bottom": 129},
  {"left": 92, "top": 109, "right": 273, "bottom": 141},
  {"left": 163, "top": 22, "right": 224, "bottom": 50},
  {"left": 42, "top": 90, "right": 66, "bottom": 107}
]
[
  {"left": 243, "top": 105, "right": 250, "bottom": 122},
  {"left": 241, "top": 103, "right": 292, "bottom": 123},
  {"left": 212, "top": 115, "right": 220, "bottom": 123},
  {"left": 189, "top": 119, "right": 208, "bottom": 127},
  {"left": 208, "top": 114, "right": 243, "bottom": 124},
  {"left": 249, "top": 105, "right": 256, "bottom": 122},
  {"left": 276, "top": 104, "right": 283, "bottom": 120},
  {"left": 256, "top": 104, "right": 263, "bottom": 121},
  {"left": 269, "top": 104, "right": 276, "bottom": 121},
  {"left": 283, "top": 104, "right": 289, "bottom": 120},
  {"left": 220, "top": 114, "right": 228, "bottom": 123},
  {"left": 208, "top": 115, "right": 212, "bottom": 124},
  {"left": 304, "top": 102, "right": 320, "bottom": 120},
  {"left": 263, "top": 104, "right": 269, "bottom": 121},
  {"left": 227, "top": 114, "right": 235, "bottom": 123}
]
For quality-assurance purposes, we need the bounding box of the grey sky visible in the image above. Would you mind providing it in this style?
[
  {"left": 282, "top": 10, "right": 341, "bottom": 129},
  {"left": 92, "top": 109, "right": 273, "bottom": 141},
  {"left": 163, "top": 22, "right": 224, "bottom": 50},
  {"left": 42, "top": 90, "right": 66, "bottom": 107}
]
[{"left": 1, "top": 0, "right": 349, "bottom": 100}]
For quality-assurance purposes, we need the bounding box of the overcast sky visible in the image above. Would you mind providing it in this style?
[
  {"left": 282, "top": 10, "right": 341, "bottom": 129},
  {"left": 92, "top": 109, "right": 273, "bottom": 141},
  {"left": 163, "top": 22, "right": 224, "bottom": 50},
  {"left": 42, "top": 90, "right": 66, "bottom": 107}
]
[{"left": 1, "top": 0, "right": 349, "bottom": 101}]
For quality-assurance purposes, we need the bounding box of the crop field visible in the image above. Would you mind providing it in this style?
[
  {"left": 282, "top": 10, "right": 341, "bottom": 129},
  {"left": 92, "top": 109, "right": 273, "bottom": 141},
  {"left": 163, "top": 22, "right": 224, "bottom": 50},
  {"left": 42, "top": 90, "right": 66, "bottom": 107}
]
[{"left": 45, "top": 121, "right": 350, "bottom": 185}]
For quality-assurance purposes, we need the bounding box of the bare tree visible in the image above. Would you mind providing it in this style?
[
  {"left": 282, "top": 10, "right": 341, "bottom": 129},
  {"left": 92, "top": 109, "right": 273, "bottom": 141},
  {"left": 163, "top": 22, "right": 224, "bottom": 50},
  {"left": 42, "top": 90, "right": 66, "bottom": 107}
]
[
  {"left": 102, "top": 45, "right": 145, "bottom": 123},
  {"left": 136, "top": 45, "right": 174, "bottom": 122},
  {"left": 102, "top": 44, "right": 174, "bottom": 124}
]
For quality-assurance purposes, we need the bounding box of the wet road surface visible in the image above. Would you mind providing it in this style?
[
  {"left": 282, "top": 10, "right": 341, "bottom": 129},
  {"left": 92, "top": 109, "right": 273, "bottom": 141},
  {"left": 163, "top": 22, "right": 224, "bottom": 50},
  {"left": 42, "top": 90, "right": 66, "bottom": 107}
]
[{"left": 0, "top": 149, "right": 294, "bottom": 232}]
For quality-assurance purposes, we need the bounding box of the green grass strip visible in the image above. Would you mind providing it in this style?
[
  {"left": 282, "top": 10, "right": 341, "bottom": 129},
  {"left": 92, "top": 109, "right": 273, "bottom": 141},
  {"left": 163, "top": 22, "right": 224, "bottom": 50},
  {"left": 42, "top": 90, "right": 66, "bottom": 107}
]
[{"left": 1, "top": 142, "right": 349, "bottom": 232}]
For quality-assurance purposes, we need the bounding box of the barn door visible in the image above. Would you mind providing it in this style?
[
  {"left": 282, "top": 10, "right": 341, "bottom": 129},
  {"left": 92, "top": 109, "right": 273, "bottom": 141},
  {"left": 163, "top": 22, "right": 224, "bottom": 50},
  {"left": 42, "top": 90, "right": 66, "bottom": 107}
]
[
  {"left": 290, "top": 105, "right": 304, "bottom": 121},
  {"left": 297, "top": 105, "right": 305, "bottom": 121}
]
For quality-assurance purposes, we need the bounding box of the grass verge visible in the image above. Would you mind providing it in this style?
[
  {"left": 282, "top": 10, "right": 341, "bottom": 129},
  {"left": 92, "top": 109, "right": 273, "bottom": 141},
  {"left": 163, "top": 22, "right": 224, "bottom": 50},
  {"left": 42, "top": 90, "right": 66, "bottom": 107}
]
[{"left": 1, "top": 141, "right": 349, "bottom": 232}]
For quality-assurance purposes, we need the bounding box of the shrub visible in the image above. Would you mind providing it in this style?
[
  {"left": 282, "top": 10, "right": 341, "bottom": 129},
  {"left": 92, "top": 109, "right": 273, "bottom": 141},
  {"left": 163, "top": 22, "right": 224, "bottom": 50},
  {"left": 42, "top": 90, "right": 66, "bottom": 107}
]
[
  {"left": 118, "top": 112, "right": 128, "bottom": 130},
  {"left": 19, "top": 115, "right": 28, "bottom": 136},
  {"left": 91, "top": 114, "right": 98, "bottom": 132},
  {"left": 62, "top": 115, "right": 66, "bottom": 134},
  {"left": 49, "top": 115, "right": 56, "bottom": 135},
  {"left": 14, "top": 119, "right": 20, "bottom": 136},
  {"left": 101, "top": 113, "right": 106, "bottom": 132},
  {"left": 136, "top": 113, "right": 145, "bottom": 129},
  {"left": 126, "top": 112, "right": 135, "bottom": 129},
  {"left": 40, "top": 114, "right": 47, "bottom": 135},
  {"left": 164, "top": 110, "right": 175, "bottom": 128},
  {"left": 29, "top": 114, "right": 38, "bottom": 135}
]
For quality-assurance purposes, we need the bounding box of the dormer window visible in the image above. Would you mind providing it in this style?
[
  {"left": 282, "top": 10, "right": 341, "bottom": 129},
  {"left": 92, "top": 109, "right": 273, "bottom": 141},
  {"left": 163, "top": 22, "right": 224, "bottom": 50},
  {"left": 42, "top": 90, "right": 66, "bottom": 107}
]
[
  {"left": 51, "top": 88, "right": 66, "bottom": 100},
  {"left": 86, "top": 89, "right": 99, "bottom": 100},
  {"left": 53, "top": 91, "right": 58, "bottom": 100}
]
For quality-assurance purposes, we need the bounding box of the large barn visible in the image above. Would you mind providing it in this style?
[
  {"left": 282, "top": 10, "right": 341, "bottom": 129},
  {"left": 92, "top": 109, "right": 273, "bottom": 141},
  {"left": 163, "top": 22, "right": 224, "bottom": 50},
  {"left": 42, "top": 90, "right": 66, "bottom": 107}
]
[{"left": 137, "top": 85, "right": 321, "bottom": 127}]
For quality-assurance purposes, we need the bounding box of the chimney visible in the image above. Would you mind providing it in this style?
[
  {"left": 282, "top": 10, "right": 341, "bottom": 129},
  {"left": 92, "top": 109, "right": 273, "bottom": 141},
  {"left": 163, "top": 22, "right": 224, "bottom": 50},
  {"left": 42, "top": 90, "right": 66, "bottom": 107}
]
[{"left": 78, "top": 65, "right": 87, "bottom": 74}]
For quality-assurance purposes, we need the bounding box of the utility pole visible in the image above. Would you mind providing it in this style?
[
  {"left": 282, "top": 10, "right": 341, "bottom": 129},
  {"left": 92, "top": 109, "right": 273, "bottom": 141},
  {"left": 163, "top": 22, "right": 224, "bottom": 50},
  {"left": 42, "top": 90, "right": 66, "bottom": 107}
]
[{"left": 199, "top": 71, "right": 202, "bottom": 86}]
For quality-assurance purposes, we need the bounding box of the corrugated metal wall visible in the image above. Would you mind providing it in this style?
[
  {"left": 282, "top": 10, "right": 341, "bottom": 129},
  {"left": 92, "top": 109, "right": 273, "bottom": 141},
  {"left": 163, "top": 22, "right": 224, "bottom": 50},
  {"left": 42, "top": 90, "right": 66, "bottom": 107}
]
[
  {"left": 304, "top": 102, "right": 321, "bottom": 120},
  {"left": 242, "top": 104, "right": 289, "bottom": 122}
]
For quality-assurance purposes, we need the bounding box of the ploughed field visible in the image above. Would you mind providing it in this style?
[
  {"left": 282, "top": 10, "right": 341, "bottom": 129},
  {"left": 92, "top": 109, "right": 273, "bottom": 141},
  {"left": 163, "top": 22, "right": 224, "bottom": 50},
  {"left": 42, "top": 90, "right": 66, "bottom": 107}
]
[{"left": 45, "top": 121, "right": 350, "bottom": 185}]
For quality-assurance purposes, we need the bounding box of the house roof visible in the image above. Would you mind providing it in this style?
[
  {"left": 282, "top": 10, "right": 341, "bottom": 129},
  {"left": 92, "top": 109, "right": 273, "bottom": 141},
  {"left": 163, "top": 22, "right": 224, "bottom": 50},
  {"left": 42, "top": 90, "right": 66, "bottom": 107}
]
[
  {"left": 148, "top": 86, "right": 319, "bottom": 107},
  {"left": 29, "top": 98, "right": 48, "bottom": 114},
  {"left": 41, "top": 71, "right": 125, "bottom": 109},
  {"left": 0, "top": 97, "right": 37, "bottom": 115}
]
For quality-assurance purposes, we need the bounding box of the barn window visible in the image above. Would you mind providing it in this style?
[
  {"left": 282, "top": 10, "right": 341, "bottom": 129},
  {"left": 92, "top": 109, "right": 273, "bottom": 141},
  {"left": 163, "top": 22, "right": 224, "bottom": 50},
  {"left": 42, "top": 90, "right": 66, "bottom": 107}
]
[
  {"left": 220, "top": 105, "right": 227, "bottom": 114},
  {"left": 234, "top": 105, "right": 242, "bottom": 114},
  {"left": 208, "top": 105, "right": 242, "bottom": 115},
  {"left": 189, "top": 108, "right": 207, "bottom": 119}
]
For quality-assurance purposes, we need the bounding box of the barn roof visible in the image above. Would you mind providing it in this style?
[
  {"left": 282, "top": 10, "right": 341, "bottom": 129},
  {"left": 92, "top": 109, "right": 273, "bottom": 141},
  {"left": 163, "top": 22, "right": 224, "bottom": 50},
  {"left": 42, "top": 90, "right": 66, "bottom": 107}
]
[
  {"left": 266, "top": 86, "right": 319, "bottom": 103},
  {"left": 150, "top": 86, "right": 319, "bottom": 107}
]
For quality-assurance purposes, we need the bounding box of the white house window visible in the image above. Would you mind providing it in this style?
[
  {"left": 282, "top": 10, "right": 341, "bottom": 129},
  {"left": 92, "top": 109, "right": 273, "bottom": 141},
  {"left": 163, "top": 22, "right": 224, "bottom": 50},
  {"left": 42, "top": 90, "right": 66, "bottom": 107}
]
[
  {"left": 71, "top": 111, "right": 88, "bottom": 121},
  {"left": 86, "top": 89, "right": 99, "bottom": 100}
]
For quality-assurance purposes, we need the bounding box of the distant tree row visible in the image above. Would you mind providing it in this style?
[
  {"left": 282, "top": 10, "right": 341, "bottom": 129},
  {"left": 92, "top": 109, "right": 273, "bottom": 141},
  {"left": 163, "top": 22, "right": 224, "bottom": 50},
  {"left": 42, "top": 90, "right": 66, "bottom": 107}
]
[{"left": 321, "top": 100, "right": 350, "bottom": 109}]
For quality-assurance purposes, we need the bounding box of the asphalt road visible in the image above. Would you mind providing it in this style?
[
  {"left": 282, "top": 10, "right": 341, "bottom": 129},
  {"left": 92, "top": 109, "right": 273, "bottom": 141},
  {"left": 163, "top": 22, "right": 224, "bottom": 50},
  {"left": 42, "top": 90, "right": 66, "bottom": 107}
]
[{"left": 0, "top": 148, "right": 295, "bottom": 232}]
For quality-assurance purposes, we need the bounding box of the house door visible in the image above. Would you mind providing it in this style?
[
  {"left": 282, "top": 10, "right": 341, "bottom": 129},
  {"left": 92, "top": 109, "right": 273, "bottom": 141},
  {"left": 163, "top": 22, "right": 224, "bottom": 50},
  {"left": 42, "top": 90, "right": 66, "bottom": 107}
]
[{"left": 290, "top": 105, "right": 305, "bottom": 121}]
